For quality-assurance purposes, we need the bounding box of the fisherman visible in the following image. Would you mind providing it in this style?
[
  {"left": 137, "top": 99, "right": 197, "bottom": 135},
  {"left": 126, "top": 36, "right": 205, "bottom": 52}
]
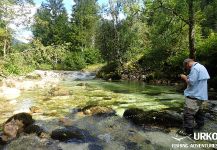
[{"left": 178, "top": 58, "right": 210, "bottom": 136}]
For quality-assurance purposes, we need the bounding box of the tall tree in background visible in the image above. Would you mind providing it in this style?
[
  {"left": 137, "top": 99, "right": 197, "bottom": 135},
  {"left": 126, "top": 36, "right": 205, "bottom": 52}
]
[
  {"left": 97, "top": 0, "right": 147, "bottom": 64},
  {"left": 0, "top": 0, "right": 33, "bottom": 57},
  {"left": 146, "top": 0, "right": 203, "bottom": 60},
  {"left": 33, "top": 0, "right": 69, "bottom": 46},
  {"left": 200, "top": 0, "right": 217, "bottom": 37},
  {"left": 70, "top": 0, "right": 99, "bottom": 51}
]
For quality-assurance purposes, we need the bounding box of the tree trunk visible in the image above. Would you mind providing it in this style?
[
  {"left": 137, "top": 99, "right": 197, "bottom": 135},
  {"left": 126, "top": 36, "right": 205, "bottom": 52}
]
[
  {"left": 188, "top": 0, "right": 195, "bottom": 60},
  {"left": 3, "top": 39, "right": 7, "bottom": 57}
]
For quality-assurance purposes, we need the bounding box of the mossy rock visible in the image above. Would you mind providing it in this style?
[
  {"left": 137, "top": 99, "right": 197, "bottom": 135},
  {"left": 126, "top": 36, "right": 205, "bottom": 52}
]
[
  {"left": 51, "top": 128, "right": 84, "bottom": 142},
  {"left": 123, "top": 108, "right": 182, "bottom": 128},
  {"left": 103, "top": 97, "right": 112, "bottom": 100},
  {"left": 82, "top": 105, "right": 116, "bottom": 116},
  {"left": 142, "top": 91, "right": 161, "bottom": 96},
  {"left": 51, "top": 126, "right": 98, "bottom": 143},
  {"left": 76, "top": 83, "right": 85, "bottom": 86},
  {"left": 24, "top": 124, "right": 44, "bottom": 136},
  {"left": 25, "top": 74, "right": 42, "bottom": 80}
]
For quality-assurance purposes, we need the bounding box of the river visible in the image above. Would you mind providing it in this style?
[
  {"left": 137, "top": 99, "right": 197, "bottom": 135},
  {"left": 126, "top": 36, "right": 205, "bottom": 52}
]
[{"left": 0, "top": 71, "right": 215, "bottom": 150}]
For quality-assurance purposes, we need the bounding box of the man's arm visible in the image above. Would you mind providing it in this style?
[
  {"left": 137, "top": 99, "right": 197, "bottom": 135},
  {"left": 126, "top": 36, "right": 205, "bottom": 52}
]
[
  {"left": 180, "top": 68, "right": 198, "bottom": 85},
  {"left": 180, "top": 74, "right": 189, "bottom": 84}
]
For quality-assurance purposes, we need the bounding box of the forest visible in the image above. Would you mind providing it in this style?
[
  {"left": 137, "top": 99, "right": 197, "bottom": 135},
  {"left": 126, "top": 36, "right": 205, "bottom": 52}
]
[{"left": 0, "top": 0, "right": 217, "bottom": 88}]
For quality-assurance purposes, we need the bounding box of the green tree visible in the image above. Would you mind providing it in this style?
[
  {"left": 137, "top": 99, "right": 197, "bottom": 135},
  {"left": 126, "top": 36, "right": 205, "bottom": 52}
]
[
  {"left": 145, "top": 0, "right": 204, "bottom": 60},
  {"left": 70, "top": 0, "right": 99, "bottom": 51},
  {"left": 32, "top": 0, "right": 69, "bottom": 46},
  {"left": 97, "top": 0, "right": 147, "bottom": 64},
  {"left": 0, "top": 0, "right": 33, "bottom": 57},
  {"left": 200, "top": 0, "right": 217, "bottom": 37}
]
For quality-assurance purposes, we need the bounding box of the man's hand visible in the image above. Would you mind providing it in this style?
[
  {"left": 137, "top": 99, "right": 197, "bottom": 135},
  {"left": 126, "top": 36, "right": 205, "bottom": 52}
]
[{"left": 180, "top": 74, "right": 188, "bottom": 83}]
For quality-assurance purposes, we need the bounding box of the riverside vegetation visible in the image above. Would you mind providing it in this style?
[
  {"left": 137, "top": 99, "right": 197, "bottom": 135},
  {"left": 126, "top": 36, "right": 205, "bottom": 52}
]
[
  {"left": 0, "top": 0, "right": 217, "bottom": 149},
  {"left": 0, "top": 0, "right": 216, "bottom": 89}
]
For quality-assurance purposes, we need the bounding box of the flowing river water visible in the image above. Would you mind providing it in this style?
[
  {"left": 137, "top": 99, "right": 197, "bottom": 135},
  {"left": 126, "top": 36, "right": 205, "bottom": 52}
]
[{"left": 0, "top": 71, "right": 216, "bottom": 150}]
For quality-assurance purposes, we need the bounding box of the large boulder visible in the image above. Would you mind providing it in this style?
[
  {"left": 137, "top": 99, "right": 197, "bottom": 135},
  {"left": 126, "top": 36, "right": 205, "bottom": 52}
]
[
  {"left": 0, "top": 113, "right": 45, "bottom": 144},
  {"left": 123, "top": 108, "right": 183, "bottom": 128},
  {"left": 51, "top": 128, "right": 84, "bottom": 142},
  {"left": 4, "top": 113, "right": 35, "bottom": 134}
]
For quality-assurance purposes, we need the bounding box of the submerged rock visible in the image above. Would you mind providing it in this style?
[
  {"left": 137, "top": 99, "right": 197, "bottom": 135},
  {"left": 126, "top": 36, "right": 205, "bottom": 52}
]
[
  {"left": 29, "top": 106, "right": 42, "bottom": 113},
  {"left": 76, "top": 83, "right": 85, "bottom": 86},
  {"left": 7, "top": 135, "right": 59, "bottom": 150},
  {"left": 51, "top": 126, "right": 98, "bottom": 143},
  {"left": 24, "top": 124, "right": 45, "bottom": 137},
  {"left": 82, "top": 105, "right": 116, "bottom": 116},
  {"left": 51, "top": 128, "right": 84, "bottom": 142},
  {"left": 123, "top": 108, "right": 182, "bottom": 128}
]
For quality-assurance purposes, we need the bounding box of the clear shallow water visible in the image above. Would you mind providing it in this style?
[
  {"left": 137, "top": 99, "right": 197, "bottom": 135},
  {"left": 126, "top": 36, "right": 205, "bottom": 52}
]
[
  {"left": 2, "top": 77, "right": 213, "bottom": 150},
  {"left": 0, "top": 79, "right": 185, "bottom": 124}
]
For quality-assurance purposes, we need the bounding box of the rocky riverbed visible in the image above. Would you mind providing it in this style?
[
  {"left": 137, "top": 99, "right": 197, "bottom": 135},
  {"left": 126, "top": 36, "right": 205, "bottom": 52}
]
[{"left": 0, "top": 70, "right": 216, "bottom": 150}]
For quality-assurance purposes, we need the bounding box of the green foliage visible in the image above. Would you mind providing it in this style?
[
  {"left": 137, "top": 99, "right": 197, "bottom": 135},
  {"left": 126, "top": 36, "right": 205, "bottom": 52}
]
[
  {"left": 63, "top": 52, "right": 86, "bottom": 70},
  {"left": 83, "top": 48, "right": 102, "bottom": 64},
  {"left": 32, "top": 0, "right": 70, "bottom": 46},
  {"left": 197, "top": 33, "right": 217, "bottom": 77},
  {"left": 197, "top": 33, "right": 217, "bottom": 88},
  {"left": 200, "top": 0, "right": 217, "bottom": 36},
  {"left": 97, "top": 62, "right": 122, "bottom": 80},
  {"left": 2, "top": 53, "right": 34, "bottom": 75},
  {"left": 70, "top": 0, "right": 99, "bottom": 51}
]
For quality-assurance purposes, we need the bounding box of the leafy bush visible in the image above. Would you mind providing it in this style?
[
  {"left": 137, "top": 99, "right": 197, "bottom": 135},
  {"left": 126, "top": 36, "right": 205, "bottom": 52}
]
[
  {"left": 97, "top": 62, "right": 122, "bottom": 80},
  {"left": 37, "top": 63, "right": 53, "bottom": 70},
  {"left": 197, "top": 33, "right": 217, "bottom": 89},
  {"left": 83, "top": 48, "right": 102, "bottom": 64},
  {"left": 2, "top": 53, "right": 35, "bottom": 75},
  {"left": 63, "top": 52, "right": 86, "bottom": 70}
]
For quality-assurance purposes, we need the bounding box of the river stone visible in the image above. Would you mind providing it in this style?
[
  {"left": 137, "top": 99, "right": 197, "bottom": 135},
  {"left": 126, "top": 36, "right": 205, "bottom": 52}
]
[
  {"left": 29, "top": 106, "right": 42, "bottom": 113},
  {"left": 123, "top": 108, "right": 182, "bottom": 128},
  {"left": 88, "top": 144, "right": 103, "bottom": 150},
  {"left": 25, "top": 74, "right": 42, "bottom": 80},
  {"left": 7, "top": 135, "right": 60, "bottom": 150},
  {"left": 76, "top": 83, "right": 85, "bottom": 86},
  {"left": 24, "top": 124, "right": 45, "bottom": 136},
  {"left": 125, "top": 141, "right": 141, "bottom": 150},
  {"left": 4, "top": 112, "right": 35, "bottom": 131},
  {"left": 82, "top": 105, "right": 116, "bottom": 116},
  {"left": 51, "top": 128, "right": 84, "bottom": 142},
  {"left": 1, "top": 113, "right": 36, "bottom": 144},
  {"left": 51, "top": 126, "right": 100, "bottom": 144},
  {"left": 58, "top": 143, "right": 89, "bottom": 150}
]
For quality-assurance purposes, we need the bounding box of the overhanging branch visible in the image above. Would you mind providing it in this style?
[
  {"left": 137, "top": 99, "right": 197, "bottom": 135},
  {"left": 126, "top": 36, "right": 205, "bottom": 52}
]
[{"left": 157, "top": 0, "right": 189, "bottom": 25}]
